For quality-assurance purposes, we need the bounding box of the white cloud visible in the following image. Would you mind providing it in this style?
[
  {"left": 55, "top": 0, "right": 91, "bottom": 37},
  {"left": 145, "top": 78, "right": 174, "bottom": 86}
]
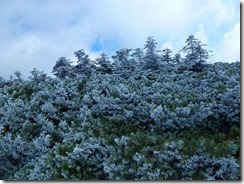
[
  {"left": 214, "top": 23, "right": 240, "bottom": 63},
  {"left": 161, "top": 42, "right": 174, "bottom": 51},
  {"left": 210, "top": 0, "right": 239, "bottom": 27},
  {"left": 0, "top": 0, "right": 240, "bottom": 78},
  {"left": 195, "top": 24, "right": 208, "bottom": 44}
]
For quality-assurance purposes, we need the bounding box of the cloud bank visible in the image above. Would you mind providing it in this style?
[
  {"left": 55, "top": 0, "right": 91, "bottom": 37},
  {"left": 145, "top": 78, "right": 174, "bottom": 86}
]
[{"left": 0, "top": 0, "right": 240, "bottom": 78}]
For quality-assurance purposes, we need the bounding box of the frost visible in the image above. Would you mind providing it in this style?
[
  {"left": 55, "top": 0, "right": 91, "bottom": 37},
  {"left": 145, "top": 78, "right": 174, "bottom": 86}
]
[{"left": 0, "top": 36, "right": 240, "bottom": 180}]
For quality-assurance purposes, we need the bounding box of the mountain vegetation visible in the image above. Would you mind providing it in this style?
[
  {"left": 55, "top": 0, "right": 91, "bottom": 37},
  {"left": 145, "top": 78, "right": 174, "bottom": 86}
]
[{"left": 0, "top": 35, "right": 240, "bottom": 180}]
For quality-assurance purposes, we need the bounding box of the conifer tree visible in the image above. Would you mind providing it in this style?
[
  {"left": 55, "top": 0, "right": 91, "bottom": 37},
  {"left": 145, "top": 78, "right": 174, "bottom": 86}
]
[
  {"left": 96, "top": 53, "right": 114, "bottom": 74},
  {"left": 143, "top": 36, "right": 160, "bottom": 70},
  {"left": 161, "top": 47, "right": 173, "bottom": 64},
  {"left": 74, "top": 49, "right": 92, "bottom": 76},
  {"left": 173, "top": 53, "right": 181, "bottom": 64},
  {"left": 182, "top": 35, "right": 212, "bottom": 72},
  {"left": 29, "top": 68, "right": 48, "bottom": 83},
  {"left": 131, "top": 48, "right": 144, "bottom": 67},
  {"left": 13, "top": 71, "right": 23, "bottom": 83},
  {"left": 52, "top": 57, "right": 72, "bottom": 78},
  {"left": 182, "top": 35, "right": 199, "bottom": 61},
  {"left": 112, "top": 49, "right": 135, "bottom": 77}
]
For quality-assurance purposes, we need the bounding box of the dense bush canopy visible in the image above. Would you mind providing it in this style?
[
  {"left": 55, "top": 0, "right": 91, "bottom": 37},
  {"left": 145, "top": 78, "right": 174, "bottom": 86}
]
[{"left": 0, "top": 36, "right": 240, "bottom": 180}]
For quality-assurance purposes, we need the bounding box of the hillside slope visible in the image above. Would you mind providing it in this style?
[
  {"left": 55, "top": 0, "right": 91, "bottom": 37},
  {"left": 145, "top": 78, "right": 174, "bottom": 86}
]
[{"left": 0, "top": 61, "right": 240, "bottom": 180}]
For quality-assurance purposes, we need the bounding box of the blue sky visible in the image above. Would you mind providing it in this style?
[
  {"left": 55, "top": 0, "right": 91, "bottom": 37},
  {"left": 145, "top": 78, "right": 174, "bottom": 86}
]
[{"left": 0, "top": 0, "right": 240, "bottom": 78}]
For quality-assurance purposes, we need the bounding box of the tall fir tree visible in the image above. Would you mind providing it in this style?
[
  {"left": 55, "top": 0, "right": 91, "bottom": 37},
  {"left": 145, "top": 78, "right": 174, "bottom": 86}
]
[
  {"left": 161, "top": 47, "right": 173, "bottom": 64},
  {"left": 74, "top": 49, "right": 92, "bottom": 76},
  {"left": 96, "top": 53, "right": 114, "bottom": 74},
  {"left": 182, "top": 35, "right": 212, "bottom": 72},
  {"left": 143, "top": 36, "right": 160, "bottom": 70},
  {"left": 52, "top": 57, "right": 72, "bottom": 78}
]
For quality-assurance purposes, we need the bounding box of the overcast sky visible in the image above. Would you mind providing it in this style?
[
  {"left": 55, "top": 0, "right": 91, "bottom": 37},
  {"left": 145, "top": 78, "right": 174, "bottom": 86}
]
[{"left": 0, "top": 0, "right": 240, "bottom": 79}]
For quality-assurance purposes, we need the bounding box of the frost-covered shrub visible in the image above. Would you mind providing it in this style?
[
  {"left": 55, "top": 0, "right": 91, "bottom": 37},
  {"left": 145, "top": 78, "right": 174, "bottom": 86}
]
[
  {"left": 11, "top": 153, "right": 55, "bottom": 180},
  {"left": 103, "top": 132, "right": 185, "bottom": 180},
  {"left": 150, "top": 103, "right": 212, "bottom": 134},
  {"left": 0, "top": 134, "right": 33, "bottom": 179},
  {"left": 208, "top": 85, "right": 240, "bottom": 132},
  {"left": 179, "top": 155, "right": 239, "bottom": 180},
  {"left": 104, "top": 132, "right": 239, "bottom": 180},
  {"left": 0, "top": 59, "right": 240, "bottom": 180},
  {"left": 49, "top": 135, "right": 111, "bottom": 180}
]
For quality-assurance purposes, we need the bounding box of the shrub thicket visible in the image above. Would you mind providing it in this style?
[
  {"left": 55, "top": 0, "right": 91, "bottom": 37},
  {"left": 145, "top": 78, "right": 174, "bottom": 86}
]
[{"left": 0, "top": 36, "right": 240, "bottom": 180}]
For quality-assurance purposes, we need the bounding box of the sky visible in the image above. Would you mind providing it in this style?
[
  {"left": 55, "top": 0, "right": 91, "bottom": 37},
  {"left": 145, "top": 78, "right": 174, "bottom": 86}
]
[{"left": 0, "top": 0, "right": 240, "bottom": 79}]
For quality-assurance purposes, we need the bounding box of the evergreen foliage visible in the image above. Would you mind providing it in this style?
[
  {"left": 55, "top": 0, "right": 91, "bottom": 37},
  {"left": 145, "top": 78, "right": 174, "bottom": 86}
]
[
  {"left": 74, "top": 50, "right": 93, "bottom": 76},
  {"left": 52, "top": 57, "right": 72, "bottom": 78},
  {"left": 95, "top": 53, "right": 114, "bottom": 74},
  {"left": 0, "top": 35, "right": 240, "bottom": 180},
  {"left": 112, "top": 49, "right": 136, "bottom": 78},
  {"left": 160, "top": 47, "right": 173, "bottom": 64},
  {"left": 142, "top": 36, "right": 161, "bottom": 70},
  {"left": 182, "top": 35, "right": 212, "bottom": 72}
]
